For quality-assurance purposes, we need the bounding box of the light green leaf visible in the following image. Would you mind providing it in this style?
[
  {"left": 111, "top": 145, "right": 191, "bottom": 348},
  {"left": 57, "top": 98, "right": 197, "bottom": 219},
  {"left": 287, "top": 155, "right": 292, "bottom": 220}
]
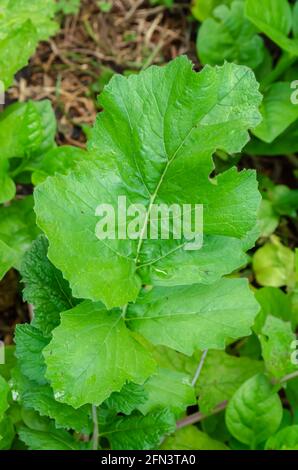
[
  {"left": 101, "top": 409, "right": 175, "bottom": 450},
  {"left": 104, "top": 382, "right": 148, "bottom": 415},
  {"left": 252, "top": 82, "right": 298, "bottom": 143},
  {"left": 0, "top": 20, "right": 37, "bottom": 90},
  {"left": 18, "top": 425, "right": 83, "bottom": 450},
  {"left": 35, "top": 58, "right": 262, "bottom": 309},
  {"left": 15, "top": 324, "right": 50, "bottom": 385},
  {"left": 196, "top": 350, "right": 264, "bottom": 413},
  {"left": 245, "top": 0, "right": 298, "bottom": 55},
  {"left": 197, "top": 1, "right": 264, "bottom": 68},
  {"left": 161, "top": 425, "right": 229, "bottom": 450},
  {"left": 226, "top": 373, "right": 283, "bottom": 447},
  {"left": 21, "top": 235, "right": 76, "bottom": 336},
  {"left": 0, "top": 0, "right": 58, "bottom": 89},
  {"left": 43, "top": 301, "right": 156, "bottom": 408},
  {"left": 127, "top": 278, "right": 259, "bottom": 355},
  {"left": 253, "top": 236, "right": 295, "bottom": 289},
  {"left": 138, "top": 368, "right": 196, "bottom": 417},
  {"left": 0, "top": 376, "right": 9, "bottom": 422},
  {"left": 192, "top": 0, "right": 234, "bottom": 21},
  {"left": 260, "top": 316, "right": 297, "bottom": 380},
  {"left": 266, "top": 425, "right": 298, "bottom": 450},
  {"left": 0, "top": 197, "right": 40, "bottom": 279}
]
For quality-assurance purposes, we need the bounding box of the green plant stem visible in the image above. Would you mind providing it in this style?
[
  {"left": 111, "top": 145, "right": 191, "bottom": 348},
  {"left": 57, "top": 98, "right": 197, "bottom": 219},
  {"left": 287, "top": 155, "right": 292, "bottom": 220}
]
[
  {"left": 92, "top": 405, "right": 99, "bottom": 450},
  {"left": 191, "top": 349, "right": 208, "bottom": 387},
  {"left": 178, "top": 370, "right": 298, "bottom": 430},
  {"left": 176, "top": 400, "right": 228, "bottom": 430}
]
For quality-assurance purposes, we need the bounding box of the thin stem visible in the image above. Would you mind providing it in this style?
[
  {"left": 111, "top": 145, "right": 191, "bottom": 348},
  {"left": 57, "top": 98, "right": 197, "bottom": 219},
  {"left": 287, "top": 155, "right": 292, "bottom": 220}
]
[
  {"left": 177, "top": 371, "right": 298, "bottom": 431},
  {"left": 176, "top": 400, "right": 228, "bottom": 430},
  {"left": 91, "top": 405, "right": 99, "bottom": 451},
  {"left": 191, "top": 349, "right": 208, "bottom": 387},
  {"left": 280, "top": 370, "right": 298, "bottom": 384}
]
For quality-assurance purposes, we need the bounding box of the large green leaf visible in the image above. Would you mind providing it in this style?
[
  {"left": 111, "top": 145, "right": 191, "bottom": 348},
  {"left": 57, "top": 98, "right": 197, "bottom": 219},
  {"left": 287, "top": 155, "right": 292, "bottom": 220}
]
[
  {"left": 21, "top": 235, "right": 76, "bottom": 336},
  {"left": 226, "top": 373, "right": 283, "bottom": 447},
  {"left": 127, "top": 278, "right": 259, "bottom": 355},
  {"left": 252, "top": 82, "right": 298, "bottom": 143},
  {"left": 197, "top": 1, "right": 264, "bottom": 69},
  {"left": 100, "top": 409, "right": 175, "bottom": 450},
  {"left": 161, "top": 425, "right": 229, "bottom": 450},
  {"left": 43, "top": 301, "right": 156, "bottom": 408},
  {"left": 35, "top": 57, "right": 262, "bottom": 309},
  {"left": 196, "top": 350, "right": 264, "bottom": 413},
  {"left": 0, "top": 197, "right": 40, "bottom": 279},
  {"left": 245, "top": 0, "right": 298, "bottom": 55}
]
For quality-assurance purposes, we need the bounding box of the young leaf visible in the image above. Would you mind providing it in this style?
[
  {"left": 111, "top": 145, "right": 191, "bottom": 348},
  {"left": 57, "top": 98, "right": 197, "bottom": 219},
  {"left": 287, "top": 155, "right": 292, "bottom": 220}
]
[
  {"left": 195, "top": 350, "right": 264, "bottom": 413},
  {"left": 126, "top": 278, "right": 260, "bottom": 355},
  {"left": 161, "top": 425, "right": 229, "bottom": 450},
  {"left": 197, "top": 1, "right": 264, "bottom": 69},
  {"left": 21, "top": 235, "right": 76, "bottom": 336},
  {"left": 137, "top": 368, "right": 196, "bottom": 417},
  {"left": 100, "top": 409, "right": 175, "bottom": 450},
  {"left": 192, "top": 0, "right": 234, "bottom": 21},
  {"left": 265, "top": 425, "right": 298, "bottom": 450},
  {"left": 43, "top": 301, "right": 156, "bottom": 408},
  {"left": 15, "top": 324, "right": 50, "bottom": 385},
  {"left": 226, "top": 373, "right": 283, "bottom": 447},
  {"left": 35, "top": 57, "right": 262, "bottom": 309},
  {"left": 260, "top": 316, "right": 297, "bottom": 380},
  {"left": 252, "top": 82, "right": 298, "bottom": 143},
  {"left": 253, "top": 236, "right": 295, "bottom": 289},
  {"left": 0, "top": 196, "right": 40, "bottom": 280}
]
